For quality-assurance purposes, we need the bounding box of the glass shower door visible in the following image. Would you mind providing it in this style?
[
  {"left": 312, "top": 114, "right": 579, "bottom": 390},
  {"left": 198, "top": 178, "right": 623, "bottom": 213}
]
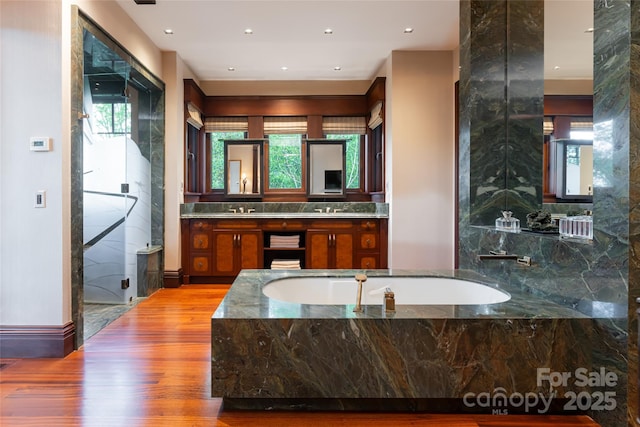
[{"left": 82, "top": 31, "right": 132, "bottom": 304}]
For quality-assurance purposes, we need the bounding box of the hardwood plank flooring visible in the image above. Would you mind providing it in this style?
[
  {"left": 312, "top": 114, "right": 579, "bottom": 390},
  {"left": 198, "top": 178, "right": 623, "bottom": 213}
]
[{"left": 0, "top": 285, "right": 600, "bottom": 426}]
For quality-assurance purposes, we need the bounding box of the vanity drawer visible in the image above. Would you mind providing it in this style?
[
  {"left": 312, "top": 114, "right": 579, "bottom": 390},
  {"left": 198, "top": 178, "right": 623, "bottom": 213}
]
[
  {"left": 263, "top": 220, "right": 304, "bottom": 230},
  {"left": 191, "top": 256, "right": 211, "bottom": 274},
  {"left": 216, "top": 220, "right": 259, "bottom": 229},
  {"left": 191, "top": 232, "right": 211, "bottom": 250},
  {"left": 310, "top": 220, "right": 353, "bottom": 229},
  {"left": 357, "top": 255, "right": 378, "bottom": 270},
  {"left": 359, "top": 220, "right": 378, "bottom": 231},
  {"left": 191, "top": 220, "right": 213, "bottom": 231},
  {"left": 359, "top": 233, "right": 378, "bottom": 250}
]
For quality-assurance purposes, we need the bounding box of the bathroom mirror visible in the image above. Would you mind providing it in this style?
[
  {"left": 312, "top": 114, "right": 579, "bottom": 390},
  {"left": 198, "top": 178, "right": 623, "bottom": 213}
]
[
  {"left": 224, "top": 139, "right": 264, "bottom": 198},
  {"left": 307, "top": 139, "right": 346, "bottom": 198},
  {"left": 543, "top": 0, "right": 594, "bottom": 205}
]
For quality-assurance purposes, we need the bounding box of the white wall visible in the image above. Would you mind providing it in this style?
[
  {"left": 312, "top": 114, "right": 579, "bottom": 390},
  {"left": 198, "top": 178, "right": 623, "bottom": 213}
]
[
  {"left": 386, "top": 51, "right": 455, "bottom": 269},
  {"left": 1, "top": 0, "right": 65, "bottom": 325},
  {"left": 0, "top": 0, "right": 190, "bottom": 328}
]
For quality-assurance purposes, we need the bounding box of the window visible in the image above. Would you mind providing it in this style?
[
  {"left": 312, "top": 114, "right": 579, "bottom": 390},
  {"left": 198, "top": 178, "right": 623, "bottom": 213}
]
[
  {"left": 267, "top": 134, "right": 303, "bottom": 189},
  {"left": 93, "top": 103, "right": 131, "bottom": 134},
  {"left": 326, "top": 134, "right": 360, "bottom": 189},
  {"left": 210, "top": 131, "right": 245, "bottom": 190},
  {"left": 205, "top": 117, "right": 249, "bottom": 191},
  {"left": 323, "top": 116, "right": 366, "bottom": 191}
]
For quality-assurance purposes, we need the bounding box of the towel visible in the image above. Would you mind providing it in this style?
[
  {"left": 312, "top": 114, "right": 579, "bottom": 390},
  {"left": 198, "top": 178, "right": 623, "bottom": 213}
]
[
  {"left": 269, "top": 235, "right": 300, "bottom": 248},
  {"left": 270, "top": 259, "right": 301, "bottom": 270}
]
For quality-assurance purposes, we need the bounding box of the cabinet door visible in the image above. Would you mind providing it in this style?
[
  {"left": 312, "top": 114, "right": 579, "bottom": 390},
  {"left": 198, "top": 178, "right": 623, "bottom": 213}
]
[
  {"left": 307, "top": 229, "right": 353, "bottom": 269},
  {"left": 212, "top": 230, "right": 236, "bottom": 276},
  {"left": 239, "top": 230, "right": 262, "bottom": 270},
  {"left": 334, "top": 232, "right": 354, "bottom": 269},
  {"left": 307, "top": 230, "right": 331, "bottom": 269}
]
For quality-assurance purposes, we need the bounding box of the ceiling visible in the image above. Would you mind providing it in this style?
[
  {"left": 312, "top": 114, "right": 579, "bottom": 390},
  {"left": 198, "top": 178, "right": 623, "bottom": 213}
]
[{"left": 115, "top": 0, "right": 593, "bottom": 82}]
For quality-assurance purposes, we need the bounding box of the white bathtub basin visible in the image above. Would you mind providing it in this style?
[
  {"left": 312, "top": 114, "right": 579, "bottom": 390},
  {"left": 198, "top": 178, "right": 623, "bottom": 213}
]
[{"left": 262, "top": 276, "right": 511, "bottom": 305}]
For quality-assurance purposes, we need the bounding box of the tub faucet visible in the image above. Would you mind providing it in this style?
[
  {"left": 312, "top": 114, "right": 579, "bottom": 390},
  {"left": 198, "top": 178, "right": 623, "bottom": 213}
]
[
  {"left": 384, "top": 288, "right": 395, "bottom": 312},
  {"left": 353, "top": 273, "right": 367, "bottom": 313}
]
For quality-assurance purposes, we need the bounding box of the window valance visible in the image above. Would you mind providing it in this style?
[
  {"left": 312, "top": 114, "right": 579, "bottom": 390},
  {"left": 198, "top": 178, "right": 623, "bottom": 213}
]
[
  {"left": 323, "top": 116, "right": 367, "bottom": 135},
  {"left": 204, "top": 117, "right": 249, "bottom": 133}
]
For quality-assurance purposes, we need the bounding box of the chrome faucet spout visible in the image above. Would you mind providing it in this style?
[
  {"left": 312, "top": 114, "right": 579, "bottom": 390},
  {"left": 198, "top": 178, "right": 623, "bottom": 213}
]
[{"left": 353, "top": 273, "right": 367, "bottom": 313}]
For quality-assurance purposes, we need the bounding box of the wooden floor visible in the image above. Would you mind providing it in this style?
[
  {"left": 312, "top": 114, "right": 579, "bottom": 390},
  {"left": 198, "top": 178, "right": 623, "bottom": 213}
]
[{"left": 1, "top": 285, "right": 600, "bottom": 427}]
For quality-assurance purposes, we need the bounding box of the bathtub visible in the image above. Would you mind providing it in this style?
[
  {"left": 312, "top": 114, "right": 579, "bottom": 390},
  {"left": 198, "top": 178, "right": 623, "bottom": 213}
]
[
  {"left": 212, "top": 270, "right": 606, "bottom": 415},
  {"left": 262, "top": 276, "right": 511, "bottom": 305}
]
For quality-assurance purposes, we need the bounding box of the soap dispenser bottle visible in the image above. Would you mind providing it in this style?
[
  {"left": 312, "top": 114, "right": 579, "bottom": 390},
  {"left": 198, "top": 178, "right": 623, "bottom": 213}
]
[{"left": 495, "top": 211, "right": 520, "bottom": 232}]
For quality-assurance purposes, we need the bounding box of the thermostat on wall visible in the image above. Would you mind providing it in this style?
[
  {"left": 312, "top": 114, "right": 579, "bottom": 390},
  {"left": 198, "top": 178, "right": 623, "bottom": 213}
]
[{"left": 30, "top": 137, "right": 52, "bottom": 152}]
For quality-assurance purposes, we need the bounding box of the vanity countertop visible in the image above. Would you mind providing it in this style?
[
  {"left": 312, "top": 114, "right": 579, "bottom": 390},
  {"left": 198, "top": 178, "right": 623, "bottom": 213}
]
[
  {"left": 212, "top": 269, "right": 613, "bottom": 321},
  {"left": 181, "top": 202, "right": 389, "bottom": 219}
]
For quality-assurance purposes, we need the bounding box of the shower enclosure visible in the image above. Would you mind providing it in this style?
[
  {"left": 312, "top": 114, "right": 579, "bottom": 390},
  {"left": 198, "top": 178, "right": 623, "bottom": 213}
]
[{"left": 82, "top": 28, "right": 164, "bottom": 304}]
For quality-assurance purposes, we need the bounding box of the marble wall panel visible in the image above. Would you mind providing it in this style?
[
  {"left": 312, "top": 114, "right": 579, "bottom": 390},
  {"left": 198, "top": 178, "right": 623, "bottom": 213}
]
[{"left": 459, "top": 0, "right": 634, "bottom": 424}]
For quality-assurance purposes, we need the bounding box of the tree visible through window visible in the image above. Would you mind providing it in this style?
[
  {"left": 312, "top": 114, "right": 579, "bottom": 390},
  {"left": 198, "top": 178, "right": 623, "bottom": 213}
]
[
  {"left": 210, "top": 131, "right": 245, "bottom": 189},
  {"left": 93, "top": 103, "right": 131, "bottom": 134},
  {"left": 268, "top": 134, "right": 303, "bottom": 189}
]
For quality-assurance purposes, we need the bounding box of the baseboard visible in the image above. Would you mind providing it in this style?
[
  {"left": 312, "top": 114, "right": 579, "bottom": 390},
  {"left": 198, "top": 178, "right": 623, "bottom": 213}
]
[
  {"left": 0, "top": 322, "right": 75, "bottom": 358},
  {"left": 164, "top": 268, "right": 183, "bottom": 288}
]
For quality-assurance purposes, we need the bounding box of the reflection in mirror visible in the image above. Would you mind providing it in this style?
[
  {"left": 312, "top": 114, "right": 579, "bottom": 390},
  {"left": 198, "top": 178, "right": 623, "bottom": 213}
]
[
  {"left": 307, "top": 139, "right": 346, "bottom": 198},
  {"left": 227, "top": 160, "right": 241, "bottom": 194},
  {"left": 555, "top": 139, "right": 593, "bottom": 202},
  {"left": 224, "top": 139, "right": 263, "bottom": 198}
]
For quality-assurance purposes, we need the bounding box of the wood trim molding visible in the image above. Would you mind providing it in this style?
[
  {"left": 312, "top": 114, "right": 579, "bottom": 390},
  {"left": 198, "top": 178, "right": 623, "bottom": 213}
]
[
  {"left": 205, "top": 95, "right": 368, "bottom": 117},
  {"left": 164, "top": 268, "right": 184, "bottom": 288},
  {"left": 0, "top": 322, "right": 75, "bottom": 358}
]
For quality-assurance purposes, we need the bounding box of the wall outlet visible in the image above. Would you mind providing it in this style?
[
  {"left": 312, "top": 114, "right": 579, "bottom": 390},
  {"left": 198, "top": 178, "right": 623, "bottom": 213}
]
[{"left": 35, "top": 190, "right": 46, "bottom": 208}]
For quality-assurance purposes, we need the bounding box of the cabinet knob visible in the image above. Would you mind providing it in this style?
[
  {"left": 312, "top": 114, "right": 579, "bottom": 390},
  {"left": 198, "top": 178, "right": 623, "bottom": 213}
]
[
  {"left": 282, "top": 222, "right": 287, "bottom": 228},
  {"left": 366, "top": 239, "right": 371, "bottom": 248},
  {"left": 365, "top": 261, "right": 371, "bottom": 268}
]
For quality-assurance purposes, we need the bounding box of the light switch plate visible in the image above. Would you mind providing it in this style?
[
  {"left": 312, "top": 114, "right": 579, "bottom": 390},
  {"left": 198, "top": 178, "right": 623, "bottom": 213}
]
[{"left": 35, "top": 190, "right": 46, "bottom": 208}]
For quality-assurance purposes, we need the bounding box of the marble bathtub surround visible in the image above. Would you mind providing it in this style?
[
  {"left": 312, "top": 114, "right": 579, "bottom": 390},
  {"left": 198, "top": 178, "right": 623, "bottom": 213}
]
[
  {"left": 211, "top": 270, "right": 621, "bottom": 415},
  {"left": 181, "top": 202, "right": 389, "bottom": 218}
]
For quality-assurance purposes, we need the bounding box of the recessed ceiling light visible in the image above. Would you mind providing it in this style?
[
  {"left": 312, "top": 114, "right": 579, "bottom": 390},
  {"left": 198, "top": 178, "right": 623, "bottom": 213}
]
[
  {"left": 334, "top": 66, "right": 341, "bottom": 71},
  {"left": 228, "top": 67, "right": 236, "bottom": 72},
  {"left": 554, "top": 65, "right": 561, "bottom": 70},
  {"left": 324, "top": 28, "right": 333, "bottom": 35},
  {"left": 281, "top": 66, "right": 288, "bottom": 71},
  {"left": 244, "top": 28, "right": 253, "bottom": 35},
  {"left": 585, "top": 27, "right": 594, "bottom": 33},
  {"left": 404, "top": 27, "right": 414, "bottom": 34},
  {"left": 164, "top": 29, "right": 174, "bottom": 35}
]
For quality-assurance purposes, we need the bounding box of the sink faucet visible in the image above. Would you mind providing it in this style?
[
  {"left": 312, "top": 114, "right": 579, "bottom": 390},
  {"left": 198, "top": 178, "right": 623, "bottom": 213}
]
[
  {"left": 353, "top": 273, "right": 367, "bottom": 312},
  {"left": 238, "top": 207, "right": 244, "bottom": 214}
]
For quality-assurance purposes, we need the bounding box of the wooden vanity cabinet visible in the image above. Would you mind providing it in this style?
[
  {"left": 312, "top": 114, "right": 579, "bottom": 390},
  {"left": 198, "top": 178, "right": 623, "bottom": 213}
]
[{"left": 181, "top": 217, "right": 386, "bottom": 283}]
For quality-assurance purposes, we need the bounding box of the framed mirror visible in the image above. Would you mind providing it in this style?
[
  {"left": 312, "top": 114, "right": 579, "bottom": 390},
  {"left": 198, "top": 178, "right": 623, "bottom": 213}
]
[
  {"left": 224, "top": 139, "right": 264, "bottom": 198},
  {"left": 306, "top": 139, "right": 346, "bottom": 198}
]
